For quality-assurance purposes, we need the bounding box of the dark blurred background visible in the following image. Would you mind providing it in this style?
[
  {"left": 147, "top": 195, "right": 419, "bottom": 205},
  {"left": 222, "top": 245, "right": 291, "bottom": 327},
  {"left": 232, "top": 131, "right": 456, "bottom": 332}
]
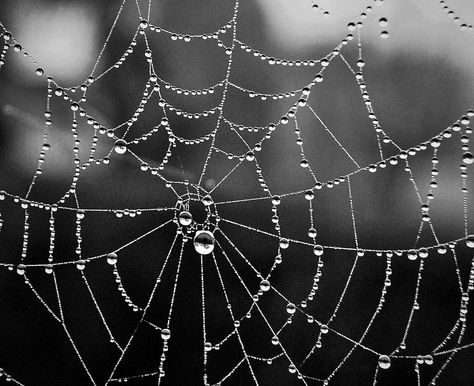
[{"left": 0, "top": 0, "right": 474, "bottom": 385}]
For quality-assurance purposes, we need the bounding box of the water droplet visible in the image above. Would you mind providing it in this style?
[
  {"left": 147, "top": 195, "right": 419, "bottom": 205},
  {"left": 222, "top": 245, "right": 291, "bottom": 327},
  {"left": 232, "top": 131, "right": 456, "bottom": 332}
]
[
  {"left": 245, "top": 151, "right": 255, "bottom": 161},
  {"left": 463, "top": 152, "right": 474, "bottom": 164},
  {"left": 139, "top": 19, "right": 149, "bottom": 29},
  {"left": 271, "top": 336, "right": 279, "bottom": 345},
  {"left": 313, "top": 245, "right": 324, "bottom": 256},
  {"left": 379, "top": 17, "right": 388, "bottom": 27},
  {"left": 286, "top": 302, "right": 296, "bottom": 314},
  {"left": 305, "top": 190, "right": 314, "bottom": 200},
  {"left": 320, "top": 324, "right": 329, "bottom": 334},
  {"left": 107, "top": 252, "right": 118, "bottom": 265},
  {"left": 16, "top": 264, "right": 26, "bottom": 275},
  {"left": 297, "top": 98, "right": 307, "bottom": 107},
  {"left": 76, "top": 260, "right": 86, "bottom": 270},
  {"left": 466, "top": 235, "right": 474, "bottom": 248},
  {"left": 193, "top": 230, "right": 215, "bottom": 255},
  {"left": 202, "top": 195, "right": 213, "bottom": 206},
  {"left": 204, "top": 342, "right": 212, "bottom": 351},
  {"left": 44, "top": 264, "right": 53, "bottom": 274},
  {"left": 308, "top": 228, "right": 317, "bottom": 238},
  {"left": 418, "top": 248, "right": 429, "bottom": 258},
  {"left": 271, "top": 196, "right": 281, "bottom": 206},
  {"left": 424, "top": 355, "right": 433, "bottom": 365},
  {"left": 260, "top": 280, "right": 270, "bottom": 292},
  {"left": 178, "top": 211, "right": 193, "bottom": 226},
  {"left": 288, "top": 364, "right": 297, "bottom": 373},
  {"left": 35, "top": 68, "right": 44, "bottom": 76},
  {"left": 378, "top": 355, "right": 391, "bottom": 369},
  {"left": 114, "top": 140, "right": 127, "bottom": 154},
  {"left": 407, "top": 249, "right": 417, "bottom": 260},
  {"left": 279, "top": 238, "right": 289, "bottom": 249},
  {"left": 430, "top": 138, "right": 441, "bottom": 148},
  {"left": 161, "top": 328, "right": 171, "bottom": 340}
]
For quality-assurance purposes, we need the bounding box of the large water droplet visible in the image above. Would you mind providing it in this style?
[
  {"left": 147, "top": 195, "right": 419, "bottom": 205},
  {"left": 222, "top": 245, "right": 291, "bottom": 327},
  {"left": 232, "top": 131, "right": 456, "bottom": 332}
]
[
  {"left": 286, "top": 302, "right": 296, "bottom": 314},
  {"left": 76, "top": 260, "right": 86, "bottom": 270},
  {"left": 16, "top": 264, "right": 26, "bottom": 275},
  {"left": 466, "top": 235, "right": 474, "bottom": 248},
  {"left": 313, "top": 245, "right": 324, "bottom": 256},
  {"left": 114, "top": 140, "right": 127, "bottom": 154},
  {"left": 260, "top": 279, "right": 270, "bottom": 292},
  {"left": 378, "top": 355, "right": 391, "bottom": 369},
  {"left": 463, "top": 152, "right": 474, "bottom": 164},
  {"left": 178, "top": 211, "right": 193, "bottom": 226},
  {"left": 202, "top": 195, "right": 213, "bottom": 206},
  {"left": 418, "top": 248, "right": 429, "bottom": 258},
  {"left": 305, "top": 190, "right": 314, "bottom": 200},
  {"left": 107, "top": 252, "right": 118, "bottom": 265},
  {"left": 161, "top": 328, "right": 170, "bottom": 340},
  {"left": 193, "top": 230, "right": 215, "bottom": 255},
  {"left": 407, "top": 249, "right": 417, "bottom": 261},
  {"left": 279, "top": 238, "right": 289, "bottom": 249}
]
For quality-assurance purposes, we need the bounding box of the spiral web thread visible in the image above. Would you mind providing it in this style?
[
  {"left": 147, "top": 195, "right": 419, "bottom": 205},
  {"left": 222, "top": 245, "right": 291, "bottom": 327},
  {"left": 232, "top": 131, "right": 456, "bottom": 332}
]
[{"left": 0, "top": 0, "right": 474, "bottom": 384}]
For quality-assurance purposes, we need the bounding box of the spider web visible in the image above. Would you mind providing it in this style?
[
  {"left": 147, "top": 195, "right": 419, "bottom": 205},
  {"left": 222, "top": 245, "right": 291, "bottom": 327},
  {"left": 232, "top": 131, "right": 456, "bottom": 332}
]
[{"left": 0, "top": 0, "right": 473, "bottom": 385}]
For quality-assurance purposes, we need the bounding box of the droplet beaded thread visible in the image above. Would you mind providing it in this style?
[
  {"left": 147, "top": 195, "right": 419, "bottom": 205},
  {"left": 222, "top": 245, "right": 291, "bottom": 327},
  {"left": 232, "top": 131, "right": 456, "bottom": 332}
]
[{"left": 0, "top": 0, "right": 474, "bottom": 385}]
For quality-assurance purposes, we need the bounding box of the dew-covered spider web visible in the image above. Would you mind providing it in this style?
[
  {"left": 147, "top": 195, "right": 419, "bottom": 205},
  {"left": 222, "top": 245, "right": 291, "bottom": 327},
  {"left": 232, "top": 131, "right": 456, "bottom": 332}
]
[{"left": 0, "top": 0, "right": 474, "bottom": 384}]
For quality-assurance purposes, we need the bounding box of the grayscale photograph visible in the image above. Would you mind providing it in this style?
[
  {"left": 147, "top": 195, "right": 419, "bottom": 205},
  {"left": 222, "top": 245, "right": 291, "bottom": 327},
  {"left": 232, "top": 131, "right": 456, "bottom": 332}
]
[{"left": 0, "top": 0, "right": 473, "bottom": 385}]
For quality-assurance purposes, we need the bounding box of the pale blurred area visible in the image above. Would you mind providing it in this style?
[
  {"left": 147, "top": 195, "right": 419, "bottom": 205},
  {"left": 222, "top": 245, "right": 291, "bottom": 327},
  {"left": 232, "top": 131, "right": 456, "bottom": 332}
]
[
  {"left": 259, "top": 0, "right": 474, "bottom": 67},
  {"left": 7, "top": 1, "right": 98, "bottom": 83}
]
